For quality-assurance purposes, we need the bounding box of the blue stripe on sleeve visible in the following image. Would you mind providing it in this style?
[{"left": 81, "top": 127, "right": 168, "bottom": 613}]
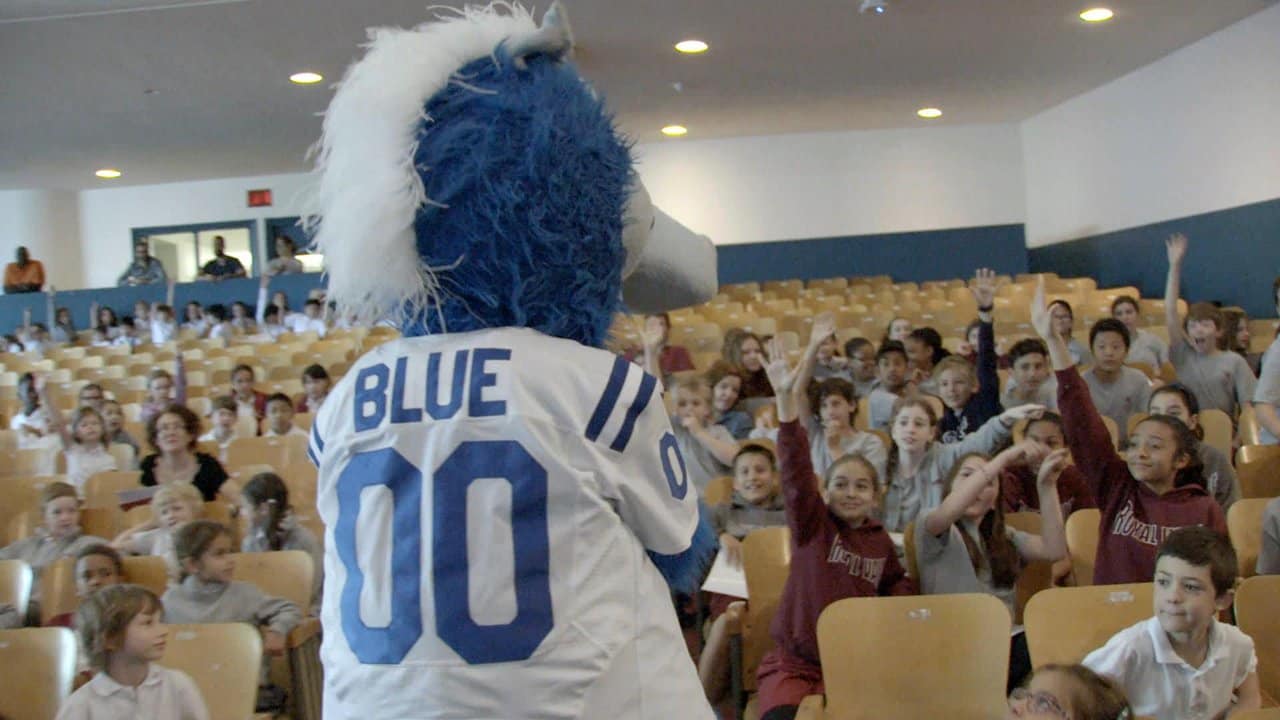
[
  {"left": 609, "top": 372, "right": 656, "bottom": 452},
  {"left": 585, "top": 356, "right": 630, "bottom": 442}
]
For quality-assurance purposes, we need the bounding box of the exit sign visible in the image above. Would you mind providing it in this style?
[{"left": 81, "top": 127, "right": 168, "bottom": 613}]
[{"left": 247, "top": 189, "right": 273, "bottom": 207}]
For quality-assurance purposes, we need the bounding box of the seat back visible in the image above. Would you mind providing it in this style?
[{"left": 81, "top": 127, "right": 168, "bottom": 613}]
[
  {"left": 1228, "top": 498, "right": 1270, "bottom": 579},
  {"left": 1065, "top": 508, "right": 1101, "bottom": 585},
  {"left": 1236, "top": 446, "right": 1280, "bottom": 499},
  {"left": 1198, "top": 409, "right": 1233, "bottom": 459},
  {"left": 233, "top": 551, "right": 314, "bottom": 614},
  {"left": 1004, "top": 511, "right": 1055, "bottom": 625},
  {"left": 40, "top": 554, "right": 171, "bottom": 625},
  {"left": 225, "top": 435, "right": 306, "bottom": 473},
  {"left": 162, "top": 623, "right": 262, "bottom": 720},
  {"left": 82, "top": 470, "right": 143, "bottom": 509},
  {"left": 0, "top": 559, "right": 33, "bottom": 625},
  {"left": 1023, "top": 583, "right": 1153, "bottom": 667},
  {"left": 0, "top": 627, "right": 77, "bottom": 720},
  {"left": 1236, "top": 575, "right": 1280, "bottom": 702},
  {"left": 817, "top": 593, "right": 1010, "bottom": 720},
  {"left": 739, "top": 526, "right": 790, "bottom": 694},
  {"left": 704, "top": 475, "right": 734, "bottom": 506}
]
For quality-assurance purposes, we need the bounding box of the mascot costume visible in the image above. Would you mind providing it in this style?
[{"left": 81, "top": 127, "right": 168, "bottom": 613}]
[{"left": 305, "top": 3, "right": 719, "bottom": 718}]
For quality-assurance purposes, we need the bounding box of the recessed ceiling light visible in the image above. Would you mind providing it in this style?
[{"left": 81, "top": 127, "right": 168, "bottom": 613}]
[
  {"left": 1079, "top": 7, "right": 1114, "bottom": 22},
  {"left": 95, "top": 168, "right": 122, "bottom": 179},
  {"left": 661, "top": 125, "right": 688, "bottom": 137},
  {"left": 674, "top": 39, "right": 708, "bottom": 54},
  {"left": 916, "top": 107, "right": 943, "bottom": 119},
  {"left": 289, "top": 72, "right": 324, "bottom": 85}
]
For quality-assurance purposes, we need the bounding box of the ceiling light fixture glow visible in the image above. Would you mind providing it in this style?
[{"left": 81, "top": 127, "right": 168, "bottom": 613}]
[
  {"left": 94, "top": 168, "right": 122, "bottom": 179},
  {"left": 1079, "top": 7, "right": 1114, "bottom": 22},
  {"left": 661, "top": 125, "right": 688, "bottom": 137},
  {"left": 916, "top": 107, "right": 943, "bottom": 119},
  {"left": 674, "top": 39, "right": 708, "bottom": 54},
  {"left": 289, "top": 72, "right": 324, "bottom": 84}
]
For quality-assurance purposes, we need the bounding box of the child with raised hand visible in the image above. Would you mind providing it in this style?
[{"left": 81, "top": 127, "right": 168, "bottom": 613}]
[
  {"left": 724, "top": 330, "right": 773, "bottom": 399},
  {"left": 1003, "top": 339, "right": 1059, "bottom": 411},
  {"left": 295, "top": 364, "right": 331, "bottom": 413},
  {"left": 45, "top": 543, "right": 125, "bottom": 628},
  {"left": 1000, "top": 413, "right": 1096, "bottom": 517},
  {"left": 1032, "top": 275, "right": 1227, "bottom": 585},
  {"left": 634, "top": 313, "right": 695, "bottom": 380},
  {"left": 1006, "top": 664, "right": 1132, "bottom": 720},
  {"left": 37, "top": 376, "right": 118, "bottom": 492},
  {"left": 0, "top": 482, "right": 108, "bottom": 613},
  {"left": 1164, "top": 233, "right": 1257, "bottom": 417},
  {"left": 937, "top": 268, "right": 1004, "bottom": 444},
  {"left": 867, "top": 341, "right": 909, "bottom": 431},
  {"left": 1148, "top": 384, "right": 1240, "bottom": 512},
  {"left": 163, "top": 520, "right": 302, "bottom": 705},
  {"left": 1080, "top": 319, "right": 1151, "bottom": 444},
  {"left": 706, "top": 360, "right": 753, "bottom": 439},
  {"left": 113, "top": 482, "right": 203, "bottom": 580},
  {"left": 670, "top": 375, "right": 738, "bottom": 497},
  {"left": 56, "top": 584, "right": 210, "bottom": 720},
  {"left": 755, "top": 338, "right": 913, "bottom": 720},
  {"left": 810, "top": 324, "right": 851, "bottom": 382},
  {"left": 916, "top": 443, "right": 1070, "bottom": 691},
  {"left": 1084, "top": 526, "right": 1260, "bottom": 719},
  {"left": 882, "top": 395, "right": 1043, "bottom": 534},
  {"left": 786, "top": 316, "right": 888, "bottom": 480},
  {"left": 1111, "top": 295, "right": 1168, "bottom": 371},
  {"left": 239, "top": 472, "right": 323, "bottom": 612},
  {"left": 139, "top": 353, "right": 186, "bottom": 426},
  {"left": 842, "top": 337, "right": 880, "bottom": 398}
]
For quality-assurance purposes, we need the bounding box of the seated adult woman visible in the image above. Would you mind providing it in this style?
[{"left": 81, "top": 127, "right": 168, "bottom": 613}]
[{"left": 139, "top": 404, "right": 232, "bottom": 502}]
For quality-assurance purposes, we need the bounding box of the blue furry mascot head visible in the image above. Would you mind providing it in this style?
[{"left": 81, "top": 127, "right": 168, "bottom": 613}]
[{"left": 307, "top": 2, "right": 715, "bottom": 343}]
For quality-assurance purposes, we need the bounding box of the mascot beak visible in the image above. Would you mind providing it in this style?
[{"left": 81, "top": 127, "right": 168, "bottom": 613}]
[{"left": 620, "top": 180, "right": 719, "bottom": 313}]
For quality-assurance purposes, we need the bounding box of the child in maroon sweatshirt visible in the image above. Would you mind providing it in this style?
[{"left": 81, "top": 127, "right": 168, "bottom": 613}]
[
  {"left": 1031, "top": 277, "right": 1226, "bottom": 585},
  {"left": 1000, "top": 412, "right": 1096, "bottom": 517},
  {"left": 756, "top": 340, "right": 914, "bottom": 720}
]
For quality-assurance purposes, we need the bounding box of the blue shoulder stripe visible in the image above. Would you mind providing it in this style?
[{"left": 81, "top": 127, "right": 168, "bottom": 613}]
[
  {"left": 609, "top": 372, "right": 656, "bottom": 452},
  {"left": 585, "top": 356, "right": 630, "bottom": 442}
]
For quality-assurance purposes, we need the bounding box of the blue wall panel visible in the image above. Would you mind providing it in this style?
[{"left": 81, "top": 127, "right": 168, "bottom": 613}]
[
  {"left": 715, "top": 224, "right": 1028, "bottom": 286},
  {"left": 1028, "top": 197, "right": 1280, "bottom": 319}
]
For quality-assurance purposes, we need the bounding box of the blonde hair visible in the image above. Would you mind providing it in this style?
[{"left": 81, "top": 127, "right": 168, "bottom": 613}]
[
  {"left": 40, "top": 481, "right": 79, "bottom": 510},
  {"left": 152, "top": 483, "right": 203, "bottom": 520},
  {"left": 75, "top": 584, "right": 162, "bottom": 670},
  {"left": 674, "top": 375, "right": 712, "bottom": 401},
  {"left": 931, "top": 355, "right": 975, "bottom": 383},
  {"left": 69, "top": 406, "right": 110, "bottom": 449}
]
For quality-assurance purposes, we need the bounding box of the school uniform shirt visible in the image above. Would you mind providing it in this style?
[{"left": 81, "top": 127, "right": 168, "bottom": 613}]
[
  {"left": 715, "top": 409, "right": 753, "bottom": 440},
  {"left": 672, "top": 421, "right": 734, "bottom": 497},
  {"left": 940, "top": 319, "right": 1003, "bottom": 444},
  {"left": 241, "top": 514, "right": 324, "bottom": 612},
  {"left": 308, "top": 327, "right": 714, "bottom": 720},
  {"left": 1000, "top": 376, "right": 1059, "bottom": 412},
  {"left": 914, "top": 520, "right": 1030, "bottom": 622},
  {"left": 801, "top": 413, "right": 888, "bottom": 482},
  {"left": 709, "top": 492, "right": 786, "bottom": 540},
  {"left": 1258, "top": 497, "right": 1280, "bottom": 576},
  {"left": 64, "top": 444, "right": 119, "bottom": 493},
  {"left": 0, "top": 530, "right": 108, "bottom": 599},
  {"left": 207, "top": 322, "right": 235, "bottom": 340},
  {"left": 10, "top": 407, "right": 54, "bottom": 449},
  {"left": 285, "top": 313, "right": 328, "bottom": 337},
  {"left": 120, "top": 527, "right": 180, "bottom": 580},
  {"left": 235, "top": 391, "right": 269, "bottom": 420},
  {"left": 1057, "top": 368, "right": 1227, "bottom": 585},
  {"left": 162, "top": 576, "right": 301, "bottom": 638},
  {"left": 1066, "top": 338, "right": 1093, "bottom": 367},
  {"left": 1197, "top": 443, "right": 1239, "bottom": 512},
  {"left": 1169, "top": 340, "right": 1258, "bottom": 417},
  {"left": 770, "top": 421, "right": 912, "bottom": 667},
  {"left": 882, "top": 415, "right": 1014, "bottom": 533},
  {"left": 1001, "top": 464, "right": 1096, "bottom": 518},
  {"left": 867, "top": 387, "right": 899, "bottom": 432},
  {"left": 1083, "top": 617, "right": 1256, "bottom": 720},
  {"left": 1126, "top": 329, "right": 1169, "bottom": 370},
  {"left": 263, "top": 425, "right": 308, "bottom": 441},
  {"left": 1254, "top": 335, "right": 1280, "bottom": 444},
  {"left": 1082, "top": 366, "right": 1152, "bottom": 443},
  {"left": 150, "top": 318, "right": 177, "bottom": 345},
  {"left": 55, "top": 664, "right": 209, "bottom": 720}
]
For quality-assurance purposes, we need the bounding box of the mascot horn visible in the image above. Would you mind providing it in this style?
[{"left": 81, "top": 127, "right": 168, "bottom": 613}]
[{"left": 304, "top": 3, "right": 719, "bottom": 718}]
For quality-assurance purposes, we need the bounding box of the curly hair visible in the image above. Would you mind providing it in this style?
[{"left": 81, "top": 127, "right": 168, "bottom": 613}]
[{"left": 146, "top": 404, "right": 202, "bottom": 452}]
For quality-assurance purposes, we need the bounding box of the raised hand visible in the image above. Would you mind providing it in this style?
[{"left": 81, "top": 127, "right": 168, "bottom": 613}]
[
  {"left": 1036, "top": 448, "right": 1071, "bottom": 488},
  {"left": 1000, "top": 403, "right": 1046, "bottom": 425},
  {"left": 1166, "top": 233, "right": 1188, "bottom": 267},
  {"left": 640, "top": 315, "right": 665, "bottom": 350},
  {"left": 808, "top": 311, "right": 836, "bottom": 349},
  {"left": 764, "top": 336, "right": 796, "bottom": 395},
  {"left": 969, "top": 268, "right": 997, "bottom": 310},
  {"left": 1030, "top": 275, "right": 1053, "bottom": 342}
]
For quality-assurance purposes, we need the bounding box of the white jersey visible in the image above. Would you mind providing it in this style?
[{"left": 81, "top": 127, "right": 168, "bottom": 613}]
[{"left": 310, "top": 328, "right": 712, "bottom": 720}]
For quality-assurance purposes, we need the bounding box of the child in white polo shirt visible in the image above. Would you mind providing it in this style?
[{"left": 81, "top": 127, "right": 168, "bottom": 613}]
[{"left": 1083, "top": 526, "right": 1260, "bottom": 719}]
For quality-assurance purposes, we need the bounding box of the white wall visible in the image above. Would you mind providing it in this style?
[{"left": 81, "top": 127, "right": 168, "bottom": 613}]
[
  {"left": 0, "top": 189, "right": 82, "bottom": 290},
  {"left": 1022, "top": 3, "right": 1280, "bottom": 248},
  {"left": 636, "top": 123, "right": 1026, "bottom": 245},
  {"left": 76, "top": 172, "right": 312, "bottom": 288}
]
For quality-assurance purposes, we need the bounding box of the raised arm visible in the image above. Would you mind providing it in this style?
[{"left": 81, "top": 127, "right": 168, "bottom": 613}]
[
  {"left": 970, "top": 268, "right": 1003, "bottom": 415},
  {"left": 256, "top": 275, "right": 269, "bottom": 326},
  {"left": 172, "top": 352, "right": 187, "bottom": 406},
  {"left": 792, "top": 312, "right": 837, "bottom": 422},
  {"left": 36, "top": 375, "right": 73, "bottom": 448},
  {"left": 638, "top": 317, "right": 663, "bottom": 382},
  {"left": 1016, "top": 447, "right": 1070, "bottom": 562},
  {"left": 1164, "top": 233, "right": 1190, "bottom": 347},
  {"left": 923, "top": 442, "right": 1025, "bottom": 537},
  {"left": 766, "top": 339, "right": 827, "bottom": 546},
  {"left": 1032, "top": 275, "right": 1074, "bottom": 372}
]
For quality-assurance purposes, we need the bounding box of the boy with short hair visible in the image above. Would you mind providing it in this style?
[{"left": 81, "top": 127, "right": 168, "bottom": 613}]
[
  {"left": 868, "top": 341, "right": 908, "bottom": 431},
  {"left": 263, "top": 393, "right": 307, "bottom": 439},
  {"left": 1002, "top": 338, "right": 1058, "bottom": 411},
  {"left": 46, "top": 543, "right": 125, "bottom": 628},
  {"left": 1081, "top": 318, "right": 1151, "bottom": 443},
  {"left": 671, "top": 376, "right": 737, "bottom": 497},
  {"left": 1084, "top": 526, "right": 1261, "bottom": 719},
  {"left": 1165, "top": 234, "right": 1257, "bottom": 417},
  {"left": 842, "top": 337, "right": 880, "bottom": 398}
]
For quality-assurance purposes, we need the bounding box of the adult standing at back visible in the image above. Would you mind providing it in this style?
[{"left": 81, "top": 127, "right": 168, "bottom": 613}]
[
  {"left": 197, "top": 235, "right": 247, "bottom": 281},
  {"left": 266, "top": 235, "right": 305, "bottom": 276},
  {"left": 118, "top": 240, "right": 168, "bottom": 286},
  {"left": 3, "top": 246, "right": 45, "bottom": 293}
]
